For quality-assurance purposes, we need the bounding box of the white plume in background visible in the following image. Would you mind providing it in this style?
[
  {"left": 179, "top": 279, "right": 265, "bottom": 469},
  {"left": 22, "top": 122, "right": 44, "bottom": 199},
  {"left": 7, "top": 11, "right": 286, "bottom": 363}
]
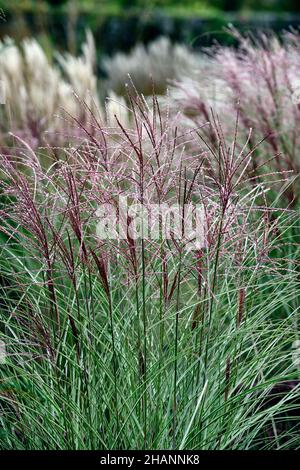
[
  {"left": 56, "top": 30, "right": 101, "bottom": 118},
  {"left": 0, "top": 38, "right": 27, "bottom": 122},
  {"left": 0, "top": 37, "right": 22, "bottom": 80},
  {"left": 23, "top": 38, "right": 62, "bottom": 125},
  {"left": 167, "top": 55, "right": 232, "bottom": 127},
  {"left": 0, "top": 31, "right": 104, "bottom": 140},
  {"left": 103, "top": 36, "right": 200, "bottom": 96}
]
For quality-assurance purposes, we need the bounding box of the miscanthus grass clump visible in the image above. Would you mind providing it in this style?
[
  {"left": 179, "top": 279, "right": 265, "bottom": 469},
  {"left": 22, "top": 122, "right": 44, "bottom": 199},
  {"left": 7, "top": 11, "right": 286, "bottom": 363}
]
[{"left": 0, "top": 93, "right": 299, "bottom": 450}]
